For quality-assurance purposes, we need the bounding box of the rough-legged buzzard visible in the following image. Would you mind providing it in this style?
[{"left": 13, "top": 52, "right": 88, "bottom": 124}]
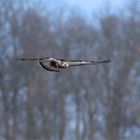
[{"left": 16, "top": 57, "right": 111, "bottom": 72}]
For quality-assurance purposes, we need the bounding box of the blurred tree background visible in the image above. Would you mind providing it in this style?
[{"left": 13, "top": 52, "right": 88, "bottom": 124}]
[{"left": 0, "top": 0, "right": 140, "bottom": 140}]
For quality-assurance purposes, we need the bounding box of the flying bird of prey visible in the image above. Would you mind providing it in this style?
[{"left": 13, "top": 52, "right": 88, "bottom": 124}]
[{"left": 16, "top": 57, "right": 111, "bottom": 72}]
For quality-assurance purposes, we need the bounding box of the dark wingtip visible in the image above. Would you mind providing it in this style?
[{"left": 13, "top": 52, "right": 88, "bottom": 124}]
[
  {"left": 100, "top": 59, "right": 111, "bottom": 63},
  {"left": 14, "top": 57, "right": 22, "bottom": 61},
  {"left": 105, "top": 59, "right": 111, "bottom": 63},
  {"left": 14, "top": 58, "right": 40, "bottom": 61},
  {"left": 14, "top": 58, "right": 26, "bottom": 61}
]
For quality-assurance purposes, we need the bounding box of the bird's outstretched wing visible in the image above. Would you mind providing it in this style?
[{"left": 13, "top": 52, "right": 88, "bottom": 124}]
[
  {"left": 67, "top": 59, "right": 111, "bottom": 66},
  {"left": 15, "top": 57, "right": 62, "bottom": 72},
  {"left": 15, "top": 57, "right": 60, "bottom": 63},
  {"left": 16, "top": 57, "right": 111, "bottom": 72}
]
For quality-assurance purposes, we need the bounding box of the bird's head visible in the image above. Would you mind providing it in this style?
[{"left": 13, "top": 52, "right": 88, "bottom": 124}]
[{"left": 61, "top": 62, "right": 69, "bottom": 68}]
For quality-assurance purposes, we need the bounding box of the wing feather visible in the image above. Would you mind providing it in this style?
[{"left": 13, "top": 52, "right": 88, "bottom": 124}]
[
  {"left": 15, "top": 57, "right": 60, "bottom": 63},
  {"left": 68, "top": 59, "right": 111, "bottom": 66}
]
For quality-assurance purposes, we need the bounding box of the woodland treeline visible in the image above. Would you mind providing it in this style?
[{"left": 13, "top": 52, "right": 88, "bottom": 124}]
[{"left": 0, "top": 0, "right": 140, "bottom": 140}]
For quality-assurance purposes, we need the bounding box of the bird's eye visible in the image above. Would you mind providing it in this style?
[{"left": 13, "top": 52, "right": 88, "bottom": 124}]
[{"left": 64, "top": 63, "right": 68, "bottom": 67}]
